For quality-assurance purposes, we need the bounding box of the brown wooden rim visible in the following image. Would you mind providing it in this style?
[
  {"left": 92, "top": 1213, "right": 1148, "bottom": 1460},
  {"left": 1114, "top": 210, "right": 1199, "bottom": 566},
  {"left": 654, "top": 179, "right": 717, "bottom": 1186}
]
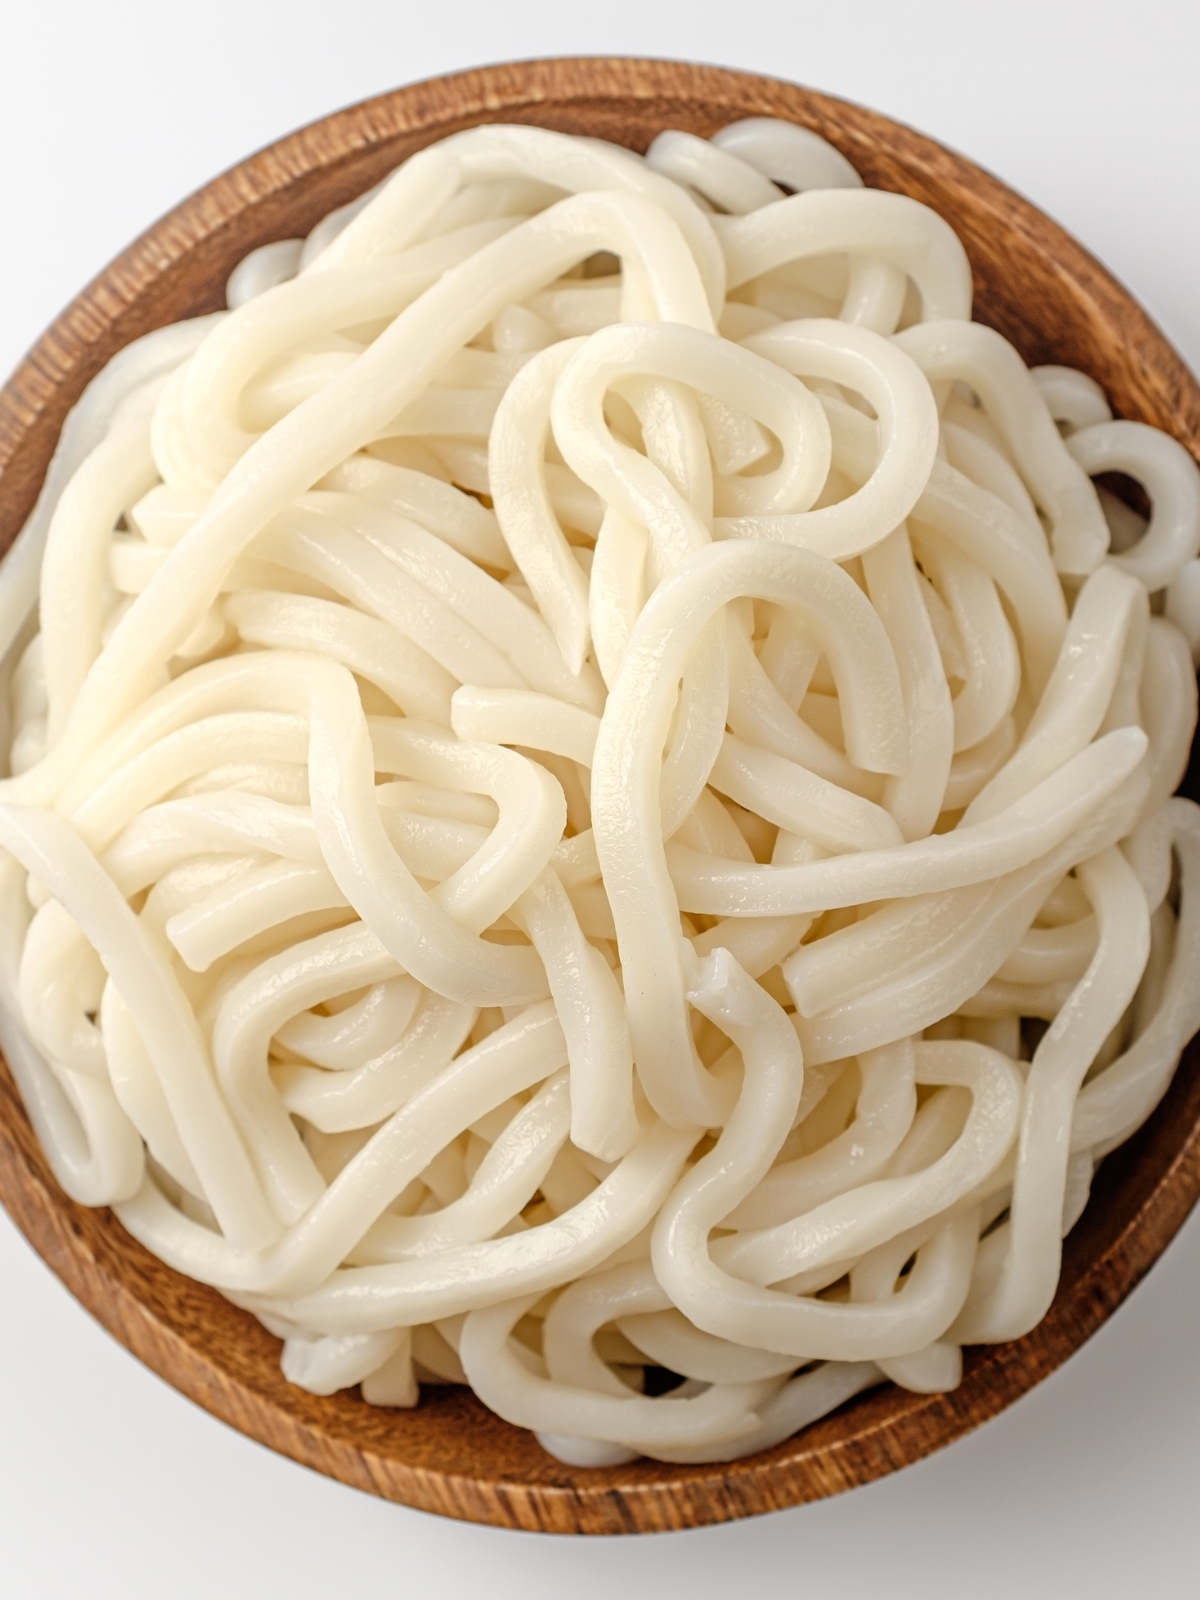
[{"left": 0, "top": 56, "right": 1198, "bottom": 1536}]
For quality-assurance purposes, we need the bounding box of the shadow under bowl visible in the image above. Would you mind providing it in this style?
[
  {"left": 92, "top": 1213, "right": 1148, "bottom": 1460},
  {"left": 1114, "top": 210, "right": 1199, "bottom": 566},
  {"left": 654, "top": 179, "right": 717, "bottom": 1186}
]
[{"left": 1, "top": 56, "right": 1198, "bottom": 1536}]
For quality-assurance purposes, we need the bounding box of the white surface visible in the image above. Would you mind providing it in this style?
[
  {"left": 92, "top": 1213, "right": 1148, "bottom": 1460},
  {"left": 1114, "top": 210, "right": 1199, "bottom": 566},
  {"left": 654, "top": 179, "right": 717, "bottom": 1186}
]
[{"left": 1, "top": 2, "right": 1198, "bottom": 1592}]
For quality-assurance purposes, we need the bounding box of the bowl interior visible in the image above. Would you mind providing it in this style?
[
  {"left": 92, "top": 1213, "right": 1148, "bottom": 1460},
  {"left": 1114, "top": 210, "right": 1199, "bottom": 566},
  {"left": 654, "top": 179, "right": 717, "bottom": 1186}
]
[{"left": 1, "top": 57, "right": 1199, "bottom": 1536}]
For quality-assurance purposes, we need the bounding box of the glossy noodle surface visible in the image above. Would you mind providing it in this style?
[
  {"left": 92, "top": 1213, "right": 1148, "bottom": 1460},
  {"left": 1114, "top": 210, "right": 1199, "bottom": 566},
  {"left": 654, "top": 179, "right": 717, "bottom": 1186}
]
[{"left": 2, "top": 117, "right": 1199, "bottom": 1467}]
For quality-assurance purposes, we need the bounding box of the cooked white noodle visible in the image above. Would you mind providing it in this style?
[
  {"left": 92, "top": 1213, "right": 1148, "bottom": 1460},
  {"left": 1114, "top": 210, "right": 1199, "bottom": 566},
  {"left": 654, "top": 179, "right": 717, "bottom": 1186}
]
[{"left": 1, "top": 116, "right": 1198, "bottom": 1468}]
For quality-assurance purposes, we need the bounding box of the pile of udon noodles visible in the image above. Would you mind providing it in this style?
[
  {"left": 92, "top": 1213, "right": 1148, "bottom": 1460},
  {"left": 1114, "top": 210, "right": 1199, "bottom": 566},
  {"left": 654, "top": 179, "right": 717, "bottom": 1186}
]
[{"left": 2, "top": 116, "right": 1200, "bottom": 1468}]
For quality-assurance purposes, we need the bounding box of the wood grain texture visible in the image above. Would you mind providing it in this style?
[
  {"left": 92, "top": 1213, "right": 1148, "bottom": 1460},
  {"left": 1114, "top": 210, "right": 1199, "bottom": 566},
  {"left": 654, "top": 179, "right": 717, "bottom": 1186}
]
[{"left": 0, "top": 56, "right": 1198, "bottom": 1536}]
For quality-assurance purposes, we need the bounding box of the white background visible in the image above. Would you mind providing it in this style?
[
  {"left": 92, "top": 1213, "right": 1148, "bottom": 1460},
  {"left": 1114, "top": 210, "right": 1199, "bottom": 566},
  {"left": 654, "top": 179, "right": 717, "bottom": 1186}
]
[{"left": 1, "top": 3, "right": 1199, "bottom": 1594}]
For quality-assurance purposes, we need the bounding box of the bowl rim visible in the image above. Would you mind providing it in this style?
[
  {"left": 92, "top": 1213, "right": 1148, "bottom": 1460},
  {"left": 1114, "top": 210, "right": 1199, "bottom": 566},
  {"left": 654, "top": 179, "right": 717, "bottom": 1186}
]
[{"left": 1, "top": 54, "right": 1199, "bottom": 1537}]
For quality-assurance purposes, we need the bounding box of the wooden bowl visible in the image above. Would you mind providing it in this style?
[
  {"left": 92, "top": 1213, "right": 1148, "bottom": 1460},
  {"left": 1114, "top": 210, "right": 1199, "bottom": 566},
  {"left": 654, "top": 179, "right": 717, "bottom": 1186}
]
[{"left": 1, "top": 56, "right": 1199, "bottom": 1537}]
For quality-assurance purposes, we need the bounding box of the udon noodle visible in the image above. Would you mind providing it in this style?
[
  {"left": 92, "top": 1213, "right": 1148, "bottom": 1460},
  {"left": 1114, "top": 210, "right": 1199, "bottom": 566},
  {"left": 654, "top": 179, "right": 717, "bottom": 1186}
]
[{"left": 1, "top": 116, "right": 1199, "bottom": 1467}]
